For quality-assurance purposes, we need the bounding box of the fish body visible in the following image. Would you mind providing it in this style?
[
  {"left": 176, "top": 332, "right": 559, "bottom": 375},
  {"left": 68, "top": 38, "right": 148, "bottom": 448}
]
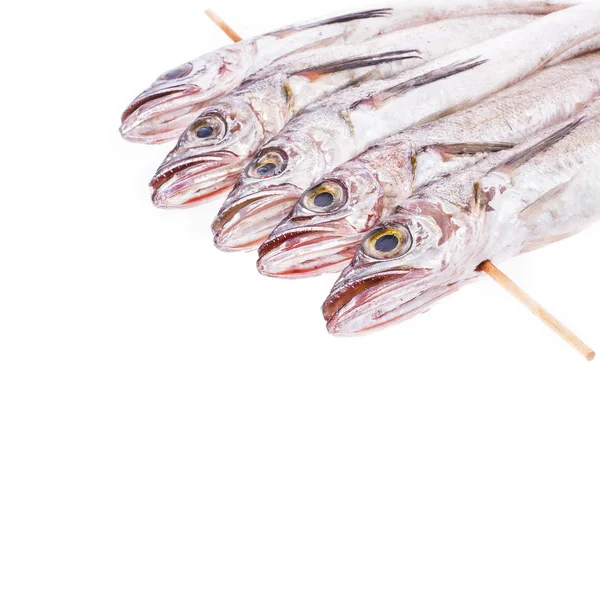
[
  {"left": 212, "top": 2, "right": 600, "bottom": 252},
  {"left": 323, "top": 98, "right": 600, "bottom": 335},
  {"left": 257, "top": 52, "right": 600, "bottom": 277},
  {"left": 120, "top": 0, "right": 577, "bottom": 144},
  {"left": 151, "top": 14, "right": 538, "bottom": 208}
]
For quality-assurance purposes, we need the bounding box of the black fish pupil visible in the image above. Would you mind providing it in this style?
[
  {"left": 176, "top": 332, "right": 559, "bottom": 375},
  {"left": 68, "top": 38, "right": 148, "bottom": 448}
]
[
  {"left": 257, "top": 162, "right": 276, "bottom": 176},
  {"left": 313, "top": 191, "right": 334, "bottom": 208},
  {"left": 196, "top": 126, "right": 214, "bottom": 138},
  {"left": 375, "top": 234, "right": 399, "bottom": 253}
]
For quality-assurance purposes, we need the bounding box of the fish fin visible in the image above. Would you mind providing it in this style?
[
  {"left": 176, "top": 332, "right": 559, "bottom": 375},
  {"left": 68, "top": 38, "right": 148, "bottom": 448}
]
[
  {"left": 519, "top": 161, "right": 600, "bottom": 253},
  {"left": 350, "top": 57, "right": 488, "bottom": 110},
  {"left": 270, "top": 8, "right": 392, "bottom": 38},
  {"left": 494, "top": 117, "right": 585, "bottom": 173},
  {"left": 422, "top": 142, "right": 515, "bottom": 161},
  {"left": 519, "top": 181, "right": 571, "bottom": 222},
  {"left": 293, "top": 50, "right": 421, "bottom": 81},
  {"left": 471, "top": 180, "right": 494, "bottom": 216},
  {"left": 418, "top": 99, "right": 473, "bottom": 124}
]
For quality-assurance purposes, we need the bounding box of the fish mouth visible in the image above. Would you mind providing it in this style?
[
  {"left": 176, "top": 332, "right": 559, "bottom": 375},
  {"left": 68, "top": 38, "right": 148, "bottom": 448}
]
[
  {"left": 257, "top": 224, "right": 364, "bottom": 278},
  {"left": 212, "top": 185, "right": 302, "bottom": 252},
  {"left": 150, "top": 151, "right": 240, "bottom": 208},
  {"left": 120, "top": 84, "right": 203, "bottom": 144},
  {"left": 323, "top": 269, "right": 456, "bottom": 335}
]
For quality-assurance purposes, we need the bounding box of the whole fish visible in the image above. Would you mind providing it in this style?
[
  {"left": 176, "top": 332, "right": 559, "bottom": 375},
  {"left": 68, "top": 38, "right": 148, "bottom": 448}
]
[
  {"left": 257, "top": 52, "right": 600, "bottom": 277},
  {"left": 150, "top": 14, "right": 538, "bottom": 208},
  {"left": 322, "top": 99, "right": 600, "bottom": 335},
  {"left": 120, "top": 0, "right": 577, "bottom": 144},
  {"left": 211, "top": 2, "right": 600, "bottom": 252}
]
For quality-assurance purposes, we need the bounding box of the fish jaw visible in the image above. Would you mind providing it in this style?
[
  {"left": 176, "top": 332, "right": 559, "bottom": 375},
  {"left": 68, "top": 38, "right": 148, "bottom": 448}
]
[
  {"left": 120, "top": 47, "right": 254, "bottom": 144},
  {"left": 212, "top": 184, "right": 303, "bottom": 252},
  {"left": 120, "top": 84, "right": 207, "bottom": 144},
  {"left": 323, "top": 267, "right": 459, "bottom": 335},
  {"left": 150, "top": 151, "right": 241, "bottom": 208},
  {"left": 322, "top": 201, "right": 481, "bottom": 335},
  {"left": 255, "top": 161, "right": 394, "bottom": 277},
  {"left": 149, "top": 98, "right": 268, "bottom": 207},
  {"left": 256, "top": 221, "right": 364, "bottom": 278}
]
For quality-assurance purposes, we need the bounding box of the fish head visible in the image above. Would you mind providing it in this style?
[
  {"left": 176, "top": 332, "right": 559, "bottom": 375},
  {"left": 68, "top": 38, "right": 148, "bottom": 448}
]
[
  {"left": 150, "top": 97, "right": 266, "bottom": 208},
  {"left": 120, "top": 47, "right": 252, "bottom": 144},
  {"left": 212, "top": 131, "right": 325, "bottom": 251},
  {"left": 323, "top": 192, "right": 483, "bottom": 335},
  {"left": 256, "top": 160, "right": 391, "bottom": 277}
]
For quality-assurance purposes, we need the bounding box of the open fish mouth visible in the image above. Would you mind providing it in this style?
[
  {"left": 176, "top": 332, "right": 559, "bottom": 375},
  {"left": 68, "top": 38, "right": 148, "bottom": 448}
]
[
  {"left": 211, "top": 185, "right": 302, "bottom": 252},
  {"left": 257, "top": 225, "right": 364, "bottom": 278},
  {"left": 323, "top": 269, "right": 456, "bottom": 335},
  {"left": 150, "top": 151, "right": 240, "bottom": 208},
  {"left": 120, "top": 84, "right": 203, "bottom": 144}
]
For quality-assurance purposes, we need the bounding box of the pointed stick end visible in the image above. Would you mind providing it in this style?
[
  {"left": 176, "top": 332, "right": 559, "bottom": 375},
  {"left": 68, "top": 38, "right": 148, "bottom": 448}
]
[{"left": 477, "top": 260, "right": 595, "bottom": 363}]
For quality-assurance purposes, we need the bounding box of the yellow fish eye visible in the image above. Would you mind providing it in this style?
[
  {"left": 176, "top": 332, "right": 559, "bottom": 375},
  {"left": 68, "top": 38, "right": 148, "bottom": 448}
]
[
  {"left": 362, "top": 224, "right": 412, "bottom": 260},
  {"left": 246, "top": 147, "right": 288, "bottom": 179},
  {"left": 188, "top": 113, "right": 227, "bottom": 144},
  {"left": 300, "top": 180, "right": 347, "bottom": 213}
]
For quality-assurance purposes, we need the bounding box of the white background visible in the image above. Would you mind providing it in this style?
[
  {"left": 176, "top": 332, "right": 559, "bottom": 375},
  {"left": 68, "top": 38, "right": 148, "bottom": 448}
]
[{"left": 1, "top": 1, "right": 599, "bottom": 598}]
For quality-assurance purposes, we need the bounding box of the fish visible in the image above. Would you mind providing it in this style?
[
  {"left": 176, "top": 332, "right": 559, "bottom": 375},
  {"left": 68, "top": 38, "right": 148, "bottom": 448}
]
[
  {"left": 212, "top": 2, "right": 600, "bottom": 252},
  {"left": 322, "top": 98, "right": 600, "bottom": 335},
  {"left": 120, "top": 0, "right": 577, "bottom": 144},
  {"left": 150, "top": 14, "right": 539, "bottom": 209},
  {"left": 257, "top": 52, "right": 600, "bottom": 277}
]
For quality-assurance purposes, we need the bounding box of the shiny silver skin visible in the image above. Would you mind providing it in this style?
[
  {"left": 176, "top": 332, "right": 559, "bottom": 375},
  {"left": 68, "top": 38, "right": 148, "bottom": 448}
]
[
  {"left": 212, "top": 3, "right": 600, "bottom": 252},
  {"left": 257, "top": 52, "right": 600, "bottom": 277},
  {"left": 120, "top": 0, "right": 576, "bottom": 144},
  {"left": 150, "top": 14, "right": 537, "bottom": 208},
  {"left": 323, "top": 99, "right": 600, "bottom": 335}
]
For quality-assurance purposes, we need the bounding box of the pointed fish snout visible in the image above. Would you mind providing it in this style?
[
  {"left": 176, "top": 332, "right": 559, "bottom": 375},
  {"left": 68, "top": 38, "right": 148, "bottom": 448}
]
[
  {"left": 257, "top": 222, "right": 363, "bottom": 278},
  {"left": 150, "top": 151, "right": 240, "bottom": 208},
  {"left": 120, "top": 84, "right": 203, "bottom": 144},
  {"left": 212, "top": 185, "right": 303, "bottom": 251}
]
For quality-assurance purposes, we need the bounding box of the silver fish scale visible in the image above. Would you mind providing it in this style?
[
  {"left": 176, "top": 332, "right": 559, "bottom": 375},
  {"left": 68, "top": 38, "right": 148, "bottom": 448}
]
[{"left": 403, "top": 52, "right": 600, "bottom": 150}]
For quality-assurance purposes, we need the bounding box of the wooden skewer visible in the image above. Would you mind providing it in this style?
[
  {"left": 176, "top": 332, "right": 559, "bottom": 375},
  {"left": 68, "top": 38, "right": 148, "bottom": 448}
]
[
  {"left": 204, "top": 11, "right": 595, "bottom": 362},
  {"left": 478, "top": 261, "right": 595, "bottom": 361},
  {"left": 204, "top": 9, "right": 242, "bottom": 42}
]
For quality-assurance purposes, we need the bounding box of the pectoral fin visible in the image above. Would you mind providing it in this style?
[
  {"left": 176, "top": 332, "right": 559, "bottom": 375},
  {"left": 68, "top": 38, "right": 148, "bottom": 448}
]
[
  {"left": 293, "top": 49, "right": 421, "bottom": 81},
  {"left": 350, "top": 57, "right": 488, "bottom": 110},
  {"left": 519, "top": 181, "right": 570, "bottom": 221},
  {"left": 519, "top": 162, "right": 600, "bottom": 253},
  {"left": 271, "top": 8, "right": 392, "bottom": 38},
  {"left": 423, "top": 142, "right": 515, "bottom": 161},
  {"left": 494, "top": 117, "right": 584, "bottom": 173}
]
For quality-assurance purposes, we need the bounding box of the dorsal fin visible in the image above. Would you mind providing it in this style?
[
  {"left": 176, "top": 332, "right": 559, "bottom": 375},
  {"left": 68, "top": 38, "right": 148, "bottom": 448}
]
[
  {"left": 494, "top": 117, "right": 585, "bottom": 173},
  {"left": 292, "top": 50, "right": 421, "bottom": 81},
  {"left": 350, "top": 57, "right": 488, "bottom": 110},
  {"left": 270, "top": 8, "right": 393, "bottom": 38}
]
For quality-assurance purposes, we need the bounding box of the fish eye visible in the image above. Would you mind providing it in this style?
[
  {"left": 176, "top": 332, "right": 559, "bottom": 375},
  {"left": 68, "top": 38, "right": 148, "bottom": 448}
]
[
  {"left": 361, "top": 224, "right": 412, "bottom": 260},
  {"left": 187, "top": 113, "right": 227, "bottom": 144},
  {"left": 246, "top": 148, "right": 288, "bottom": 179},
  {"left": 159, "top": 62, "right": 193, "bottom": 81},
  {"left": 300, "top": 180, "right": 347, "bottom": 213}
]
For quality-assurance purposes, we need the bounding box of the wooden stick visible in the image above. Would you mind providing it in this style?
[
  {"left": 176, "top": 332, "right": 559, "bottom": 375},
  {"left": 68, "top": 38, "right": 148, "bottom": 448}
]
[
  {"left": 478, "top": 260, "right": 595, "bottom": 361},
  {"left": 204, "top": 9, "right": 242, "bottom": 42}
]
